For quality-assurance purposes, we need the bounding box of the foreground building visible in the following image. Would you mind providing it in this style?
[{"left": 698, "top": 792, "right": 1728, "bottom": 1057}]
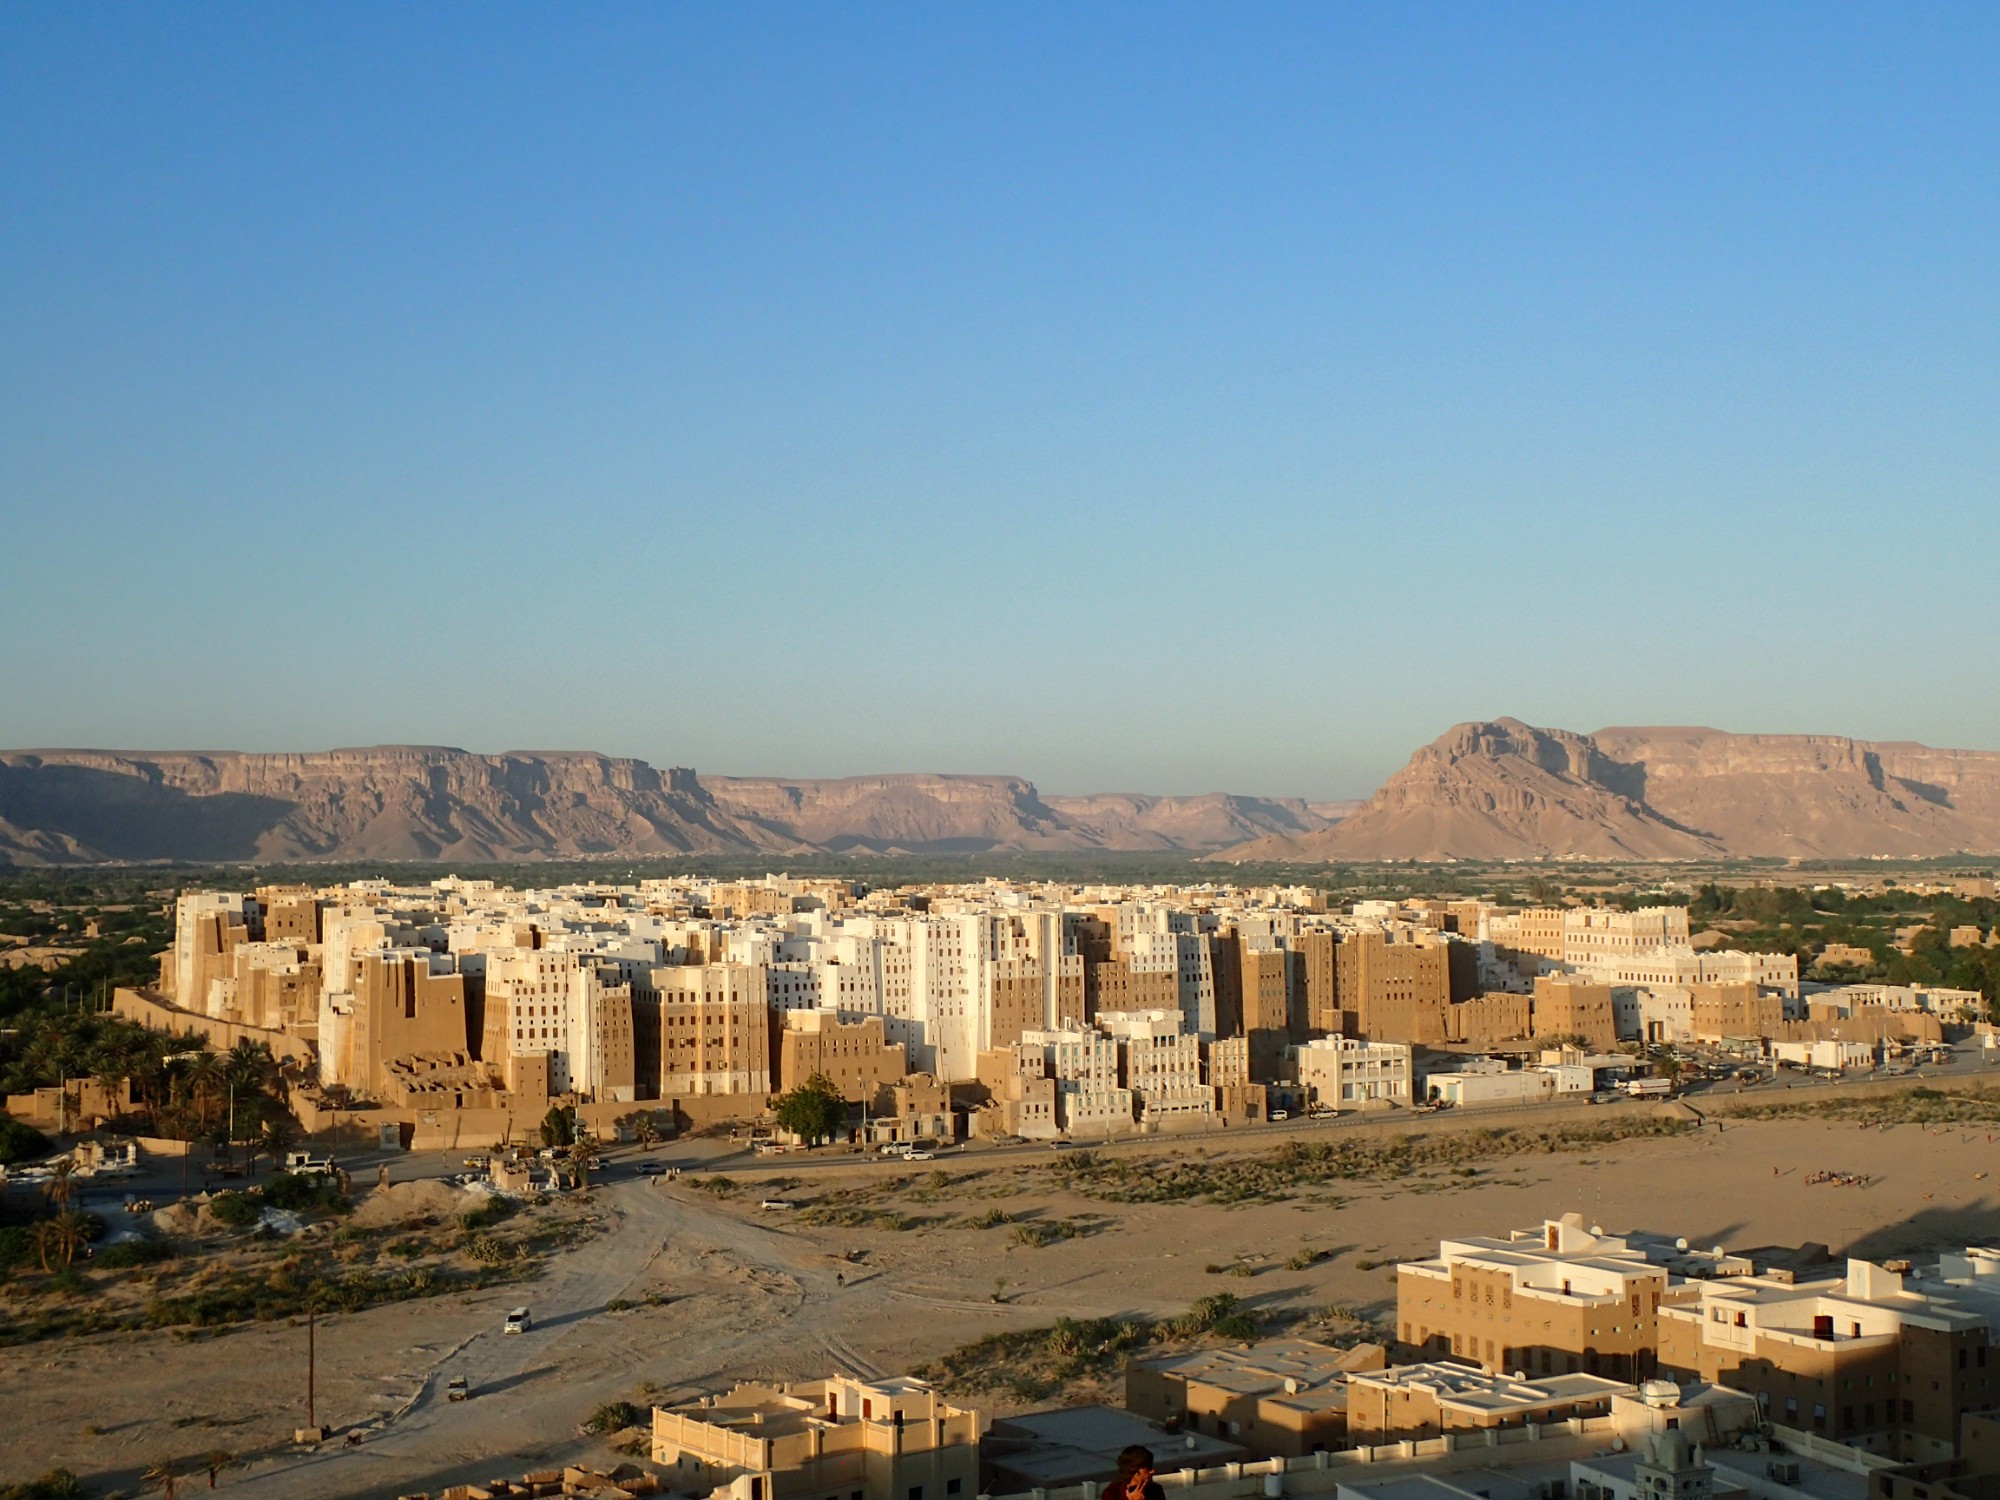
[
  {"left": 650, "top": 1376, "right": 981, "bottom": 1500},
  {"left": 1398, "top": 1214, "right": 1695, "bottom": 1381},
  {"left": 1657, "top": 1250, "right": 2000, "bottom": 1460},
  {"left": 1125, "top": 1339, "right": 1387, "bottom": 1456}
]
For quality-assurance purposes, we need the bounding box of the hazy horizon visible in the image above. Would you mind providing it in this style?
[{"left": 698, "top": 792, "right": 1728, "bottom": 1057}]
[{"left": 5, "top": 7, "right": 1998, "bottom": 801}]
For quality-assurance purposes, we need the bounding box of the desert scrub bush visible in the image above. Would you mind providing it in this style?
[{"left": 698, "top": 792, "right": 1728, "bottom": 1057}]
[
  {"left": 968, "top": 1208, "right": 1013, "bottom": 1229},
  {"left": 1733, "top": 1083, "right": 2000, "bottom": 1127},
  {"left": 1226, "top": 1262, "right": 1257, "bottom": 1278},
  {"left": 915, "top": 1314, "right": 1151, "bottom": 1402},
  {"left": 1043, "top": 1118, "right": 1693, "bottom": 1204},
  {"left": 457, "top": 1197, "right": 515, "bottom": 1232},
  {"left": 1163, "top": 1292, "right": 1245, "bottom": 1339},
  {"left": 585, "top": 1401, "right": 645, "bottom": 1434},
  {"left": 466, "top": 1235, "right": 511, "bottom": 1266},
  {"left": 1010, "top": 1219, "right": 1082, "bottom": 1248},
  {"left": 694, "top": 1176, "right": 738, "bottom": 1196},
  {"left": 0, "top": 1467, "right": 83, "bottom": 1500},
  {"left": 1286, "top": 1248, "right": 1330, "bottom": 1271},
  {"left": 801, "top": 1204, "right": 918, "bottom": 1231}
]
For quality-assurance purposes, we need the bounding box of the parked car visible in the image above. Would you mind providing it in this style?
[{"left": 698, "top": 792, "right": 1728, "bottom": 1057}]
[
  {"left": 1269, "top": 1110, "right": 1291, "bottom": 1121},
  {"left": 638, "top": 1162, "right": 666, "bottom": 1176},
  {"left": 503, "top": 1307, "right": 531, "bottom": 1335},
  {"left": 906, "top": 1151, "right": 935, "bottom": 1162}
]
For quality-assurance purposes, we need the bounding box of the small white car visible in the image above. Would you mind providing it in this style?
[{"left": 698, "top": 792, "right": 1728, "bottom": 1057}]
[{"left": 503, "top": 1307, "right": 531, "bottom": 1334}]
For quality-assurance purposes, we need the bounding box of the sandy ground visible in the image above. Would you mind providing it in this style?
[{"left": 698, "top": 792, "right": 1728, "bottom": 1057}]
[{"left": 2, "top": 1113, "right": 1997, "bottom": 1499}]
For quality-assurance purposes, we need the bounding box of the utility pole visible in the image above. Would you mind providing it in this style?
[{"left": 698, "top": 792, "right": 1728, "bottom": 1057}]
[{"left": 307, "top": 1300, "right": 317, "bottom": 1430}]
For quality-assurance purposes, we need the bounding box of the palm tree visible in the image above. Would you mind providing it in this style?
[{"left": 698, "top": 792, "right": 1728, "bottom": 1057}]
[
  {"left": 93, "top": 1065, "right": 129, "bottom": 1124},
  {"left": 261, "top": 1115, "right": 300, "bottom": 1173},
  {"left": 567, "top": 1133, "right": 601, "bottom": 1192},
  {"left": 30, "top": 1220, "right": 66, "bottom": 1274},
  {"left": 201, "top": 1449, "right": 238, "bottom": 1488},
  {"left": 52, "top": 1211, "right": 90, "bottom": 1269},
  {"left": 45, "top": 1157, "right": 78, "bottom": 1214},
  {"left": 143, "top": 1457, "right": 181, "bottom": 1499},
  {"left": 634, "top": 1114, "right": 659, "bottom": 1152},
  {"left": 227, "top": 1039, "right": 276, "bottom": 1099},
  {"left": 184, "top": 1050, "right": 225, "bottom": 1134}
]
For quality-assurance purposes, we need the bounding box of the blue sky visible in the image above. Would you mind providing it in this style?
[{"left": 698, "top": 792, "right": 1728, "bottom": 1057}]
[{"left": 2, "top": 5, "right": 1996, "bottom": 799}]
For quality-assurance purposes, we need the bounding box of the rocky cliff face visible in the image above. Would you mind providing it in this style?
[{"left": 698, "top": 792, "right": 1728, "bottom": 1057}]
[
  {"left": 1215, "top": 720, "right": 2000, "bottom": 862},
  {"left": 0, "top": 750, "right": 1338, "bottom": 864},
  {"left": 0, "top": 748, "right": 797, "bottom": 864}
]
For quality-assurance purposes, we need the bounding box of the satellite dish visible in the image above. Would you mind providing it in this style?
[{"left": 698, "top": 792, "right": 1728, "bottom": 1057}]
[
  {"left": 1592, "top": 1225, "right": 1605, "bottom": 1236},
  {"left": 1713, "top": 1247, "right": 1725, "bottom": 1258},
  {"left": 1676, "top": 1238, "right": 1689, "bottom": 1252}
]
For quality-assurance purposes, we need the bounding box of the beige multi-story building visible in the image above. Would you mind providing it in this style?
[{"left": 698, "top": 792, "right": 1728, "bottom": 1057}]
[
  {"left": 1297, "top": 930, "right": 1341, "bottom": 1036},
  {"left": 1689, "top": 982, "right": 1783, "bottom": 1042},
  {"left": 1344, "top": 1363, "right": 1634, "bottom": 1444},
  {"left": 1560, "top": 908, "right": 1693, "bottom": 967},
  {"left": 641, "top": 963, "right": 773, "bottom": 1098},
  {"left": 319, "top": 947, "right": 471, "bottom": 1099},
  {"left": 482, "top": 948, "right": 635, "bottom": 1101},
  {"left": 1088, "top": 958, "right": 1181, "bottom": 1022},
  {"left": 1533, "top": 976, "right": 1620, "bottom": 1051},
  {"left": 1336, "top": 930, "right": 1449, "bottom": 1045},
  {"left": 779, "top": 1010, "right": 906, "bottom": 1106},
  {"left": 650, "top": 1375, "right": 981, "bottom": 1500},
  {"left": 1657, "top": 1251, "right": 2000, "bottom": 1460},
  {"left": 1021, "top": 1027, "right": 1133, "bottom": 1135},
  {"left": 1095, "top": 1009, "right": 1211, "bottom": 1122},
  {"left": 974, "top": 1045, "right": 1059, "bottom": 1139},
  {"left": 1484, "top": 908, "right": 1568, "bottom": 966},
  {"left": 1446, "top": 992, "right": 1532, "bottom": 1045},
  {"left": 1292, "top": 1034, "right": 1412, "bottom": 1110},
  {"left": 1397, "top": 1214, "right": 1680, "bottom": 1382},
  {"left": 171, "top": 890, "right": 257, "bottom": 1013},
  {"left": 209, "top": 941, "right": 323, "bottom": 1033},
  {"left": 1125, "top": 1339, "right": 1386, "bottom": 1457}
]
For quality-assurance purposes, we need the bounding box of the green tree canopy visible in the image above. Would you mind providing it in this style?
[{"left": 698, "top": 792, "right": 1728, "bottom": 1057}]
[
  {"left": 770, "top": 1074, "right": 847, "bottom": 1144},
  {"left": 539, "top": 1105, "right": 578, "bottom": 1148}
]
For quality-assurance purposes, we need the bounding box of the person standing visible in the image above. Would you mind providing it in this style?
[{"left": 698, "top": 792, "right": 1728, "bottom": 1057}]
[{"left": 1114, "top": 1446, "right": 1165, "bottom": 1500}]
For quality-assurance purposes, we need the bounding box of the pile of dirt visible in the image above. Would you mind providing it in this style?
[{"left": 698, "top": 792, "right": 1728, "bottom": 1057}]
[
  {"left": 349, "top": 1177, "right": 478, "bottom": 1229},
  {"left": 149, "top": 1202, "right": 202, "bottom": 1236}
]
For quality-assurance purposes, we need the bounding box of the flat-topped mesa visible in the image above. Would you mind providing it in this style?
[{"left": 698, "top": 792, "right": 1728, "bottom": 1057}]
[
  {"left": 0, "top": 749, "right": 1339, "bottom": 864},
  {"left": 1214, "top": 719, "right": 2000, "bottom": 862}
]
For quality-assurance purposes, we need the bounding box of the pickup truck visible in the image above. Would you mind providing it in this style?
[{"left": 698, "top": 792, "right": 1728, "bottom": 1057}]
[{"left": 284, "top": 1151, "right": 336, "bottom": 1174}]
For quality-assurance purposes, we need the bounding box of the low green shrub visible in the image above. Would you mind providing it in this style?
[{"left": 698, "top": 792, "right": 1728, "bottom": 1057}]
[
  {"left": 208, "top": 1192, "right": 262, "bottom": 1229},
  {"left": 93, "top": 1238, "right": 174, "bottom": 1270}
]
